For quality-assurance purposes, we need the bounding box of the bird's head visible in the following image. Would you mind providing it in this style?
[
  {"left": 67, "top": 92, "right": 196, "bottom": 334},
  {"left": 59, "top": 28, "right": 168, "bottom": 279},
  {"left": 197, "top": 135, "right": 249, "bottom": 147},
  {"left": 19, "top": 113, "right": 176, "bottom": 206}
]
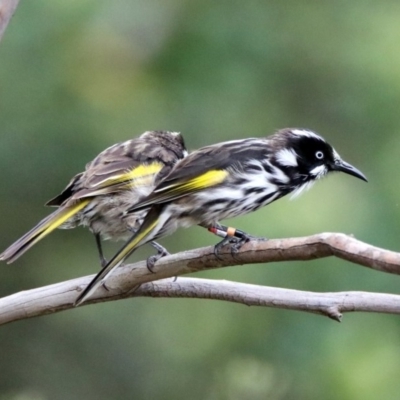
[
  {"left": 272, "top": 128, "right": 367, "bottom": 185},
  {"left": 140, "top": 131, "right": 188, "bottom": 159}
]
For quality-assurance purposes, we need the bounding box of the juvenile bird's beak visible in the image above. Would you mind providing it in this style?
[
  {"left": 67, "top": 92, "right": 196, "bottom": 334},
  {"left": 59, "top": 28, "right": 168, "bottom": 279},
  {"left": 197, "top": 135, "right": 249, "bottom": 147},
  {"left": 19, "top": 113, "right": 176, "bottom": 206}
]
[{"left": 333, "top": 160, "right": 368, "bottom": 182}]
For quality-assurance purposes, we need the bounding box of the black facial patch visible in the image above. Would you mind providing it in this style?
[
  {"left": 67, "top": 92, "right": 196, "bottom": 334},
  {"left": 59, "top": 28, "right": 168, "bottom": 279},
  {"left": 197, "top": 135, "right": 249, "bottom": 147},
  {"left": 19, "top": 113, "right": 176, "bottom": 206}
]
[{"left": 291, "top": 136, "right": 335, "bottom": 167}]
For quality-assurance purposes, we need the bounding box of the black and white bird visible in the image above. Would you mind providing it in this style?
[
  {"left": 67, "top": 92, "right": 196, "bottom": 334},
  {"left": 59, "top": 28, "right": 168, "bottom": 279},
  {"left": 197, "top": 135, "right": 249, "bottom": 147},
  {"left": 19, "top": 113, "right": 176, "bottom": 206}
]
[{"left": 75, "top": 128, "right": 367, "bottom": 305}]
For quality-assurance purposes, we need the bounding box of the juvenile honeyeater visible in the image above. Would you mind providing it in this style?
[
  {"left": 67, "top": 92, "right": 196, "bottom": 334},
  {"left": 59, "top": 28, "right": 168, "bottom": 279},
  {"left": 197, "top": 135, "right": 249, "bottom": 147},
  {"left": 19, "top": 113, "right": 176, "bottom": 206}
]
[{"left": 0, "top": 131, "right": 188, "bottom": 267}]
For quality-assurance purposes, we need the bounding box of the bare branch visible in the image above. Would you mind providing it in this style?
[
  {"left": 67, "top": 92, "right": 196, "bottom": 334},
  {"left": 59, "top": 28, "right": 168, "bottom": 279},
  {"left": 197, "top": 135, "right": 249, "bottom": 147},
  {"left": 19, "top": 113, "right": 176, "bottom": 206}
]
[
  {"left": 2, "top": 276, "right": 400, "bottom": 326},
  {"left": 1, "top": 232, "right": 400, "bottom": 325},
  {"left": 0, "top": 0, "right": 19, "bottom": 42},
  {"left": 137, "top": 279, "right": 400, "bottom": 321}
]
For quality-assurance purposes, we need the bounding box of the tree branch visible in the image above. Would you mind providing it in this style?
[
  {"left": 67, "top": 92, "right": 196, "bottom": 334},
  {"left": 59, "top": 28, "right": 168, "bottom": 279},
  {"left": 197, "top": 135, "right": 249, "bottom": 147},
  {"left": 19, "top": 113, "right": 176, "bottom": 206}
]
[
  {"left": 1, "top": 232, "right": 400, "bottom": 326},
  {"left": 0, "top": 0, "right": 19, "bottom": 42}
]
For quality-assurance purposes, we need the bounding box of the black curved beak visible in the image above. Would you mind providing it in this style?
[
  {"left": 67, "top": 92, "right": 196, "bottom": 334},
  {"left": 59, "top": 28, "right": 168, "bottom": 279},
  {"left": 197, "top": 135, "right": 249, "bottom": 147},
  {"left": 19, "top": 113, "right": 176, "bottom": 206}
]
[{"left": 333, "top": 160, "right": 368, "bottom": 182}]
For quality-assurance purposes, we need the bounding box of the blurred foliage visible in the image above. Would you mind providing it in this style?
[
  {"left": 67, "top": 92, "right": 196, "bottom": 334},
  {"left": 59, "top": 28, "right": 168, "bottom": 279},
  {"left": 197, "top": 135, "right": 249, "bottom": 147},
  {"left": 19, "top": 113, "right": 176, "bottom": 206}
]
[{"left": 0, "top": 1, "right": 400, "bottom": 399}]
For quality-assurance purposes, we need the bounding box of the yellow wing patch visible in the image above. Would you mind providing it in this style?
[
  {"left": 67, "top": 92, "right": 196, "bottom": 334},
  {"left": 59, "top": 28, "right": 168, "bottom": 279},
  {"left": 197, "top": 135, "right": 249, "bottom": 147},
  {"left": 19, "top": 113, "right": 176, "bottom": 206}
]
[
  {"left": 97, "top": 162, "right": 164, "bottom": 189},
  {"left": 163, "top": 169, "right": 229, "bottom": 194}
]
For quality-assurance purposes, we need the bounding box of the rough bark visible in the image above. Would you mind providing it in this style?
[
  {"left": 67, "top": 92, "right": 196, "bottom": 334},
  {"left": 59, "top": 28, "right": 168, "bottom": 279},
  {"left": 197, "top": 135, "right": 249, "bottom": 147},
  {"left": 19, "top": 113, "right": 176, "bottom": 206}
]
[{"left": 1, "top": 233, "right": 400, "bottom": 326}]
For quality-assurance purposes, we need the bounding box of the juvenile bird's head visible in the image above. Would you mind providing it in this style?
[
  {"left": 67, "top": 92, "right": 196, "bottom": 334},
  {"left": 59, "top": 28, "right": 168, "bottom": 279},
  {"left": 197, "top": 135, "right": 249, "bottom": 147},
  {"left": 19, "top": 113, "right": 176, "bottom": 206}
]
[{"left": 140, "top": 131, "right": 188, "bottom": 159}]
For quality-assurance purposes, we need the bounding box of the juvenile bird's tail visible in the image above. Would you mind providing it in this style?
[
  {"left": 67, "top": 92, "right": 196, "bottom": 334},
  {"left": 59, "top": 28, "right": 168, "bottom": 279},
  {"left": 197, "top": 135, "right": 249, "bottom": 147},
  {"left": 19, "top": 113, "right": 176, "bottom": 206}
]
[
  {"left": 0, "top": 200, "right": 90, "bottom": 263},
  {"left": 74, "top": 205, "right": 164, "bottom": 306}
]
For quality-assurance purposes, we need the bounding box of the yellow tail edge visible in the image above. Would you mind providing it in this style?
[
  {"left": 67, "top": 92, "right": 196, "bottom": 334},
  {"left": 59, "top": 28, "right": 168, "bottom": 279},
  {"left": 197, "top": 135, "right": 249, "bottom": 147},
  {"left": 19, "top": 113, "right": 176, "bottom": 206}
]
[{"left": 0, "top": 199, "right": 90, "bottom": 263}]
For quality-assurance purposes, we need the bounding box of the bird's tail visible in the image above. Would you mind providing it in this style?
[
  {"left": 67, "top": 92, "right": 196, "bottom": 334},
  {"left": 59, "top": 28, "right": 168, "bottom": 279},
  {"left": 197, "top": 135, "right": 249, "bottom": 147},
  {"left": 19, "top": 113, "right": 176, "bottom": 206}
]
[
  {"left": 74, "top": 205, "right": 164, "bottom": 306},
  {"left": 0, "top": 200, "right": 90, "bottom": 263}
]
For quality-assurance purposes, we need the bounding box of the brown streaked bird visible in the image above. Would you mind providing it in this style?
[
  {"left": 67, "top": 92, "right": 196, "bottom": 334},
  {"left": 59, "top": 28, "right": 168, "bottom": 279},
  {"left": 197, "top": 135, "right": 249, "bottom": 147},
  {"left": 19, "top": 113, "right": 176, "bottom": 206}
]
[{"left": 0, "top": 131, "right": 188, "bottom": 266}]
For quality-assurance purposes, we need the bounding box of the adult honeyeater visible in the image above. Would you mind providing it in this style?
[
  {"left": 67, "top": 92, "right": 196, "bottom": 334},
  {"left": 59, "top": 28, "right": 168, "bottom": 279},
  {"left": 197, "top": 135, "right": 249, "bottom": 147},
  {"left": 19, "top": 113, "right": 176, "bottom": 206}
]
[
  {"left": 75, "top": 128, "right": 367, "bottom": 305},
  {"left": 0, "top": 131, "right": 188, "bottom": 266}
]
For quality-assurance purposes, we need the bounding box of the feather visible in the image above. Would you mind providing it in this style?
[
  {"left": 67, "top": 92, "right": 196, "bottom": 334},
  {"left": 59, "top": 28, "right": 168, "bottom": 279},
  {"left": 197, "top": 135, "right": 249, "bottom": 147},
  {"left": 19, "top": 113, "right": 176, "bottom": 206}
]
[
  {"left": 74, "top": 205, "right": 164, "bottom": 306},
  {"left": 0, "top": 200, "right": 90, "bottom": 263}
]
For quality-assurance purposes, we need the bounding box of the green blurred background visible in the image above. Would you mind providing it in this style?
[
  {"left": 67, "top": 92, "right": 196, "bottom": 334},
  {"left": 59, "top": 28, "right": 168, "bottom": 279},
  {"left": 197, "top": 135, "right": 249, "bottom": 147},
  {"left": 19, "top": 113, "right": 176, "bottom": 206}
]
[{"left": 1, "top": 1, "right": 399, "bottom": 399}]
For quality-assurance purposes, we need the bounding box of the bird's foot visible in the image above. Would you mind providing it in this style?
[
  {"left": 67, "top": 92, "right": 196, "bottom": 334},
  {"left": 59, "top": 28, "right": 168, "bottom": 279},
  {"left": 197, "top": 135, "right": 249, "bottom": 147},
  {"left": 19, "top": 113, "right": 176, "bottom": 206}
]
[
  {"left": 146, "top": 241, "right": 170, "bottom": 272},
  {"left": 213, "top": 228, "right": 265, "bottom": 259}
]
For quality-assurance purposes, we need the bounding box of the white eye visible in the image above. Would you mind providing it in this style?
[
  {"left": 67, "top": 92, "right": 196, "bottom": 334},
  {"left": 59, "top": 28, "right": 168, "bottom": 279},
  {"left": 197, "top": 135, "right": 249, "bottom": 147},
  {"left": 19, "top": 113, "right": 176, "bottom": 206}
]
[{"left": 315, "top": 151, "right": 324, "bottom": 160}]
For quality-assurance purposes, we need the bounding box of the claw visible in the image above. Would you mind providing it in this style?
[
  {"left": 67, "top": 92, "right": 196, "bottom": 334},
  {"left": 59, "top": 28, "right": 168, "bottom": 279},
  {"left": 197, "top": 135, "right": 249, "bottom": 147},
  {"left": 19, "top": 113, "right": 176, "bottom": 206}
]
[
  {"left": 100, "top": 257, "right": 108, "bottom": 269},
  {"left": 146, "top": 255, "right": 157, "bottom": 272},
  {"left": 214, "top": 235, "right": 234, "bottom": 259},
  {"left": 213, "top": 229, "right": 260, "bottom": 260},
  {"left": 230, "top": 235, "right": 251, "bottom": 259},
  {"left": 146, "top": 241, "right": 170, "bottom": 272}
]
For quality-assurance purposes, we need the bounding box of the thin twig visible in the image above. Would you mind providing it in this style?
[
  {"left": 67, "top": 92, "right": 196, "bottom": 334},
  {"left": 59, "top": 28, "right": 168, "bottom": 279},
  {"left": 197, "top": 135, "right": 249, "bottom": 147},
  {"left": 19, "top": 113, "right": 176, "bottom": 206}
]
[{"left": 1, "top": 233, "right": 400, "bottom": 326}]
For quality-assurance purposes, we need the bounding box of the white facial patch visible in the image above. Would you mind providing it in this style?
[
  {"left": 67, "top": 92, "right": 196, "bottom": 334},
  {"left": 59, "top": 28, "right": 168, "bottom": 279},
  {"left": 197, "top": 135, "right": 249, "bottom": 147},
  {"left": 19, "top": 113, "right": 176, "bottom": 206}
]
[
  {"left": 292, "top": 129, "right": 322, "bottom": 140},
  {"left": 276, "top": 148, "right": 298, "bottom": 167},
  {"left": 309, "top": 164, "right": 327, "bottom": 178}
]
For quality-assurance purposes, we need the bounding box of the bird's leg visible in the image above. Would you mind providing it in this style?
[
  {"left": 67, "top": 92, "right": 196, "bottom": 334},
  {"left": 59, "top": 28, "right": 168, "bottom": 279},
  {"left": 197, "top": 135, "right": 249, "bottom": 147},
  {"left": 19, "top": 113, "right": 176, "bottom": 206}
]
[
  {"left": 93, "top": 233, "right": 111, "bottom": 291},
  {"left": 126, "top": 226, "right": 169, "bottom": 273},
  {"left": 208, "top": 224, "right": 265, "bottom": 258},
  {"left": 146, "top": 241, "right": 170, "bottom": 272},
  {"left": 212, "top": 226, "right": 249, "bottom": 258},
  {"left": 94, "top": 233, "right": 108, "bottom": 268},
  {"left": 213, "top": 234, "right": 235, "bottom": 260},
  {"left": 226, "top": 228, "right": 252, "bottom": 256}
]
